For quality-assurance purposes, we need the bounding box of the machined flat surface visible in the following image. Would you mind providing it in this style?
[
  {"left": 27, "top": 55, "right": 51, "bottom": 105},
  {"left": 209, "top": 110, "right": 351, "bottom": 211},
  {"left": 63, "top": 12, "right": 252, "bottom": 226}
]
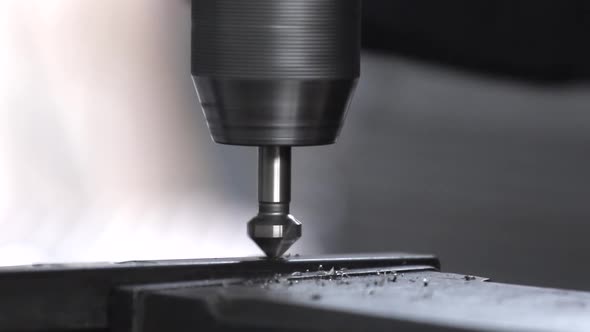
[
  {"left": 4, "top": 253, "right": 590, "bottom": 332},
  {"left": 127, "top": 268, "right": 590, "bottom": 332},
  {"left": 0, "top": 253, "right": 438, "bottom": 331}
]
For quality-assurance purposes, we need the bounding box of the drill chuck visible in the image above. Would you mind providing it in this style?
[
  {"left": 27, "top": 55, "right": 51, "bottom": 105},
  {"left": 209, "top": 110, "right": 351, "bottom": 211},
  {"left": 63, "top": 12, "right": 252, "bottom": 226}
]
[
  {"left": 191, "top": 0, "right": 361, "bottom": 146},
  {"left": 191, "top": 0, "right": 361, "bottom": 257}
]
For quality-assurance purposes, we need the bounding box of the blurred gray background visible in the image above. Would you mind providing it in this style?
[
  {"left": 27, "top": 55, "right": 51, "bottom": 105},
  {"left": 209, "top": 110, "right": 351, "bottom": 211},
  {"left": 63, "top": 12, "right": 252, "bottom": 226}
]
[
  {"left": 0, "top": 0, "right": 589, "bottom": 292},
  {"left": 224, "top": 52, "right": 590, "bottom": 291}
]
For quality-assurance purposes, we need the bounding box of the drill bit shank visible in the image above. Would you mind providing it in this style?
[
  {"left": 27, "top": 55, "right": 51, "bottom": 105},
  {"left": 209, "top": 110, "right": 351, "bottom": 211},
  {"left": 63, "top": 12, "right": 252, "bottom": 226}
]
[{"left": 259, "top": 146, "right": 291, "bottom": 210}]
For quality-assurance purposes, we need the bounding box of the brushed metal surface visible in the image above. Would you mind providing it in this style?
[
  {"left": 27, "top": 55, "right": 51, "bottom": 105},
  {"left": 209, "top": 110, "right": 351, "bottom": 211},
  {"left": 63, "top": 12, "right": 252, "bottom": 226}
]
[
  {"left": 195, "top": 78, "right": 358, "bottom": 146},
  {"left": 192, "top": 0, "right": 360, "bottom": 79},
  {"left": 192, "top": 0, "right": 361, "bottom": 146}
]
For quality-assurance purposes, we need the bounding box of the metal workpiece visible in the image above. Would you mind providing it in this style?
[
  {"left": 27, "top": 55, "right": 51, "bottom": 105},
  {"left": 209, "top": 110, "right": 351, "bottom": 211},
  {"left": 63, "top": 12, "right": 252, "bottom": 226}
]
[
  {"left": 113, "top": 259, "right": 590, "bottom": 332},
  {"left": 191, "top": 0, "right": 361, "bottom": 146},
  {"left": 4, "top": 254, "right": 590, "bottom": 332},
  {"left": 249, "top": 147, "right": 301, "bottom": 258},
  {"left": 0, "top": 253, "right": 440, "bottom": 331}
]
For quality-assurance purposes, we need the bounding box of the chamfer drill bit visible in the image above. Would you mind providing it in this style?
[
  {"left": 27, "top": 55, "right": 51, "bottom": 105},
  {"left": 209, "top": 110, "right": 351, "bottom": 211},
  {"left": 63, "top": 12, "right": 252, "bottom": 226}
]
[{"left": 248, "top": 146, "right": 301, "bottom": 258}]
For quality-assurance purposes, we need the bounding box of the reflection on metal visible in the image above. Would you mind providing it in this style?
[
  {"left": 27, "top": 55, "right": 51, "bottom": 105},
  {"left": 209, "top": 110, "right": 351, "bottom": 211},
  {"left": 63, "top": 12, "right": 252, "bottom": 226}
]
[
  {"left": 259, "top": 147, "right": 291, "bottom": 204},
  {"left": 253, "top": 225, "right": 284, "bottom": 239}
]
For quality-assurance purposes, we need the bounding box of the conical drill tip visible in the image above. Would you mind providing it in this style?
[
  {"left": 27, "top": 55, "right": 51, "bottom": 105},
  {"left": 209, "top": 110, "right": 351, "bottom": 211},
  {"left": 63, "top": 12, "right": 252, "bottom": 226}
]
[{"left": 248, "top": 213, "right": 302, "bottom": 258}]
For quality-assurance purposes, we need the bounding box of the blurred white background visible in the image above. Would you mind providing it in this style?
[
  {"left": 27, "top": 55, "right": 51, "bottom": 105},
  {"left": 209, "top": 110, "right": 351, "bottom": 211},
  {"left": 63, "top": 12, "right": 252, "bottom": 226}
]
[{"left": 0, "top": 0, "right": 273, "bottom": 264}]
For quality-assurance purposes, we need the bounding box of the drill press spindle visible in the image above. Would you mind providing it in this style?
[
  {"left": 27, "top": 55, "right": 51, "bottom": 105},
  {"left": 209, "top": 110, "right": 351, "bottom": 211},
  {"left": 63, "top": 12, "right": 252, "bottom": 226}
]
[{"left": 191, "top": 0, "right": 360, "bottom": 257}]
